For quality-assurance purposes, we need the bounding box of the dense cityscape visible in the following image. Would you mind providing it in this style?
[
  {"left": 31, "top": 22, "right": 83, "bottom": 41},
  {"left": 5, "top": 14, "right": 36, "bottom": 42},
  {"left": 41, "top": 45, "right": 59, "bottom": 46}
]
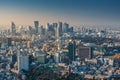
[
  {"left": 0, "top": 21, "right": 120, "bottom": 80},
  {"left": 1, "top": 0, "right": 120, "bottom": 80}
]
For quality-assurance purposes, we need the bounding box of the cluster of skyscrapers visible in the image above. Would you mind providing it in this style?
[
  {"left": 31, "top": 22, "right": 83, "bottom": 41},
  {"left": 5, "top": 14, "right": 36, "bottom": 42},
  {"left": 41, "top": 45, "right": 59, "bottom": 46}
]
[
  {"left": 10, "top": 21, "right": 73, "bottom": 38},
  {"left": 0, "top": 21, "right": 120, "bottom": 80}
]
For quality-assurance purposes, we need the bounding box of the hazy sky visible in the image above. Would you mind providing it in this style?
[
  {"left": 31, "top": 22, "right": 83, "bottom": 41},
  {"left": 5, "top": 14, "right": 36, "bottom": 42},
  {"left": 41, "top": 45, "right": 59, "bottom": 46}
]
[{"left": 0, "top": 0, "right": 120, "bottom": 26}]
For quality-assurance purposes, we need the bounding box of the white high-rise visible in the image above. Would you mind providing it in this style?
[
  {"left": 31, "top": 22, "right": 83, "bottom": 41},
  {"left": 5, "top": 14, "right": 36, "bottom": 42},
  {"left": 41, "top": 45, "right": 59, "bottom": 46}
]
[
  {"left": 56, "top": 22, "right": 62, "bottom": 38},
  {"left": 18, "top": 55, "right": 29, "bottom": 72}
]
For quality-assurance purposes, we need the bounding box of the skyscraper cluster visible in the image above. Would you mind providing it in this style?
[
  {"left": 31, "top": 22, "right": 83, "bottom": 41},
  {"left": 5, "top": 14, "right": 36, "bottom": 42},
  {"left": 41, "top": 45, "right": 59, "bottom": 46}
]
[{"left": 0, "top": 21, "right": 120, "bottom": 80}]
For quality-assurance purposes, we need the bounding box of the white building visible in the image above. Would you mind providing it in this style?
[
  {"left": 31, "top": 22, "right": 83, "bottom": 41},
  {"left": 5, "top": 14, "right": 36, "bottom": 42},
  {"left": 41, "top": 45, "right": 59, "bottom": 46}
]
[
  {"left": 18, "top": 55, "right": 29, "bottom": 72},
  {"left": 54, "top": 53, "right": 60, "bottom": 63}
]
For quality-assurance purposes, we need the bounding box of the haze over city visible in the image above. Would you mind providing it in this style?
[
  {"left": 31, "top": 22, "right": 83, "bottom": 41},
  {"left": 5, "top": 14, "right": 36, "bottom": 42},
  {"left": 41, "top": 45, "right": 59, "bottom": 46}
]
[{"left": 0, "top": 0, "right": 120, "bottom": 26}]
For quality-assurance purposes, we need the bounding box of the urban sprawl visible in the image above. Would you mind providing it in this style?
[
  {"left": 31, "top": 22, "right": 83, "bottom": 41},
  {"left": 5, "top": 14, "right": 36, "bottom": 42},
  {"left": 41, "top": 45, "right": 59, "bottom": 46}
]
[{"left": 0, "top": 21, "right": 120, "bottom": 80}]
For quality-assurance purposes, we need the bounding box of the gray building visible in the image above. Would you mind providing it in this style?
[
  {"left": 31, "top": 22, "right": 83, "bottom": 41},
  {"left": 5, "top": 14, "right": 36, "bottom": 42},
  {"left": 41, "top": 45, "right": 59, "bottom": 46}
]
[
  {"left": 34, "top": 21, "right": 39, "bottom": 33},
  {"left": 77, "top": 47, "right": 92, "bottom": 59}
]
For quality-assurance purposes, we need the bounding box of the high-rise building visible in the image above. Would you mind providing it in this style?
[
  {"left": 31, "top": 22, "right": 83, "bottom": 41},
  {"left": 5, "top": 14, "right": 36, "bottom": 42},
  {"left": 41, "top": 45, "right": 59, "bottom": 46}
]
[
  {"left": 56, "top": 22, "right": 63, "bottom": 38},
  {"left": 34, "top": 21, "right": 39, "bottom": 33},
  {"left": 46, "top": 23, "right": 52, "bottom": 31},
  {"left": 53, "top": 23, "right": 58, "bottom": 36},
  {"left": 53, "top": 23, "right": 57, "bottom": 29},
  {"left": 45, "top": 23, "right": 55, "bottom": 36},
  {"left": 38, "top": 26, "right": 45, "bottom": 35},
  {"left": 68, "top": 41, "right": 76, "bottom": 62},
  {"left": 11, "top": 22, "right": 16, "bottom": 34},
  {"left": 45, "top": 23, "right": 50, "bottom": 30},
  {"left": 63, "top": 23, "right": 69, "bottom": 33},
  {"left": 59, "top": 22, "right": 63, "bottom": 34},
  {"left": 18, "top": 55, "right": 29, "bottom": 72}
]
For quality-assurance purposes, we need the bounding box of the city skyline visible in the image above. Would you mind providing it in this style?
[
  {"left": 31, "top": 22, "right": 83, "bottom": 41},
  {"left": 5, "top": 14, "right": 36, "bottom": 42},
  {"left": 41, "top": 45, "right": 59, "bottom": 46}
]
[
  {"left": 0, "top": 0, "right": 120, "bottom": 26},
  {"left": 0, "top": 1, "right": 120, "bottom": 79}
]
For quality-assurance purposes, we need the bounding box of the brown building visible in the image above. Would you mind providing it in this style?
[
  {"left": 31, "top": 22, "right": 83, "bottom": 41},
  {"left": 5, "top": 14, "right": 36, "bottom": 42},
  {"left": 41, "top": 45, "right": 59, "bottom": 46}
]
[{"left": 77, "top": 47, "right": 92, "bottom": 59}]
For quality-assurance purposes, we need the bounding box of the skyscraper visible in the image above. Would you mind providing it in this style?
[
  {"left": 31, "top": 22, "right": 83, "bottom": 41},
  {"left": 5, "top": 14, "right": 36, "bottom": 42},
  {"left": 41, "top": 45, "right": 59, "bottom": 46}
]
[
  {"left": 46, "top": 23, "right": 50, "bottom": 31},
  {"left": 68, "top": 41, "right": 76, "bottom": 62},
  {"left": 59, "top": 22, "right": 63, "bottom": 35},
  {"left": 38, "top": 26, "right": 45, "bottom": 35},
  {"left": 63, "top": 23, "right": 69, "bottom": 33},
  {"left": 56, "top": 22, "right": 63, "bottom": 38},
  {"left": 11, "top": 22, "right": 16, "bottom": 34},
  {"left": 34, "top": 21, "right": 39, "bottom": 33},
  {"left": 53, "top": 23, "right": 58, "bottom": 36}
]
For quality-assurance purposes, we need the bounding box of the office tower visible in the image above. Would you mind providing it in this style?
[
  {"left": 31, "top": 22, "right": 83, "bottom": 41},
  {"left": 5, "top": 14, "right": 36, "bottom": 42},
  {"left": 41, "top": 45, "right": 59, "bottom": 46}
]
[
  {"left": 46, "top": 23, "right": 51, "bottom": 31},
  {"left": 59, "top": 22, "right": 63, "bottom": 34},
  {"left": 28, "top": 26, "right": 35, "bottom": 35},
  {"left": 50, "top": 24, "right": 55, "bottom": 32},
  {"left": 76, "top": 47, "right": 92, "bottom": 59},
  {"left": 34, "top": 21, "right": 39, "bottom": 33},
  {"left": 45, "top": 23, "right": 55, "bottom": 35},
  {"left": 11, "top": 22, "right": 16, "bottom": 34},
  {"left": 53, "top": 23, "right": 58, "bottom": 36},
  {"left": 46, "top": 23, "right": 52, "bottom": 31},
  {"left": 45, "top": 23, "right": 49, "bottom": 30},
  {"left": 68, "top": 41, "right": 76, "bottom": 62},
  {"left": 63, "top": 23, "right": 69, "bottom": 33},
  {"left": 56, "top": 22, "right": 63, "bottom": 38},
  {"left": 18, "top": 55, "right": 29, "bottom": 72},
  {"left": 53, "top": 23, "right": 57, "bottom": 29},
  {"left": 38, "top": 26, "right": 45, "bottom": 35}
]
